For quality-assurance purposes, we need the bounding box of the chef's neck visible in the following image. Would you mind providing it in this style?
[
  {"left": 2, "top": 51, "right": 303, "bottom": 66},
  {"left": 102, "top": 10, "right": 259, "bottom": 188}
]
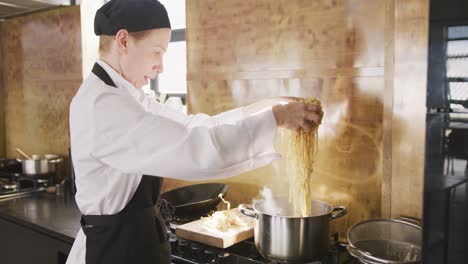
[
  {"left": 99, "top": 55, "right": 141, "bottom": 90},
  {"left": 100, "top": 55, "right": 123, "bottom": 77}
]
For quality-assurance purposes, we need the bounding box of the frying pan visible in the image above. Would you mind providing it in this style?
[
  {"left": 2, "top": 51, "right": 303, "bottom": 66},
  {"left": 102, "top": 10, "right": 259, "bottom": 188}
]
[{"left": 161, "top": 183, "right": 229, "bottom": 219}]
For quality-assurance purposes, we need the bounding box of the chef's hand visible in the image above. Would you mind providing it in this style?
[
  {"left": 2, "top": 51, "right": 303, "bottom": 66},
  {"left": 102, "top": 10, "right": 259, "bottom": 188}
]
[
  {"left": 242, "top": 96, "right": 312, "bottom": 116},
  {"left": 272, "top": 100, "right": 322, "bottom": 133}
]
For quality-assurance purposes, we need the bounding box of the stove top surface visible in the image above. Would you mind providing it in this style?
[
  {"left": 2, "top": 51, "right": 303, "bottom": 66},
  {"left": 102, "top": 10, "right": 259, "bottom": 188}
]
[
  {"left": 0, "top": 173, "right": 53, "bottom": 199},
  {"left": 168, "top": 225, "right": 358, "bottom": 264}
]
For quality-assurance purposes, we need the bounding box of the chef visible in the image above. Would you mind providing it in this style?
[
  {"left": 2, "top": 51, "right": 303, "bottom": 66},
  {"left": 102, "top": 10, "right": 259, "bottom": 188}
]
[{"left": 67, "top": 0, "right": 322, "bottom": 263}]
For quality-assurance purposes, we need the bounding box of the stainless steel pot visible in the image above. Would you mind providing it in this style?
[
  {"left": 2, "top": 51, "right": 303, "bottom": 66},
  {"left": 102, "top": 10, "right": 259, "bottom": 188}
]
[
  {"left": 17, "top": 154, "right": 63, "bottom": 175},
  {"left": 239, "top": 197, "right": 348, "bottom": 263}
]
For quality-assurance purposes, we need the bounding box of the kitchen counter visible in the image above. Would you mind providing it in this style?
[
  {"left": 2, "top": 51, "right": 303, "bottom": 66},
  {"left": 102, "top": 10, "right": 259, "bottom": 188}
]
[
  {"left": 425, "top": 173, "right": 468, "bottom": 193},
  {"left": 0, "top": 192, "right": 80, "bottom": 245}
]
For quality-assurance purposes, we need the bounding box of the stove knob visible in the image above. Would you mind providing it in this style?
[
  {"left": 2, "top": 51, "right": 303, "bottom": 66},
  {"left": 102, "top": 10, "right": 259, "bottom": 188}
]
[
  {"left": 166, "top": 229, "right": 173, "bottom": 239},
  {"left": 169, "top": 238, "right": 178, "bottom": 254},
  {"left": 178, "top": 240, "right": 190, "bottom": 258},
  {"left": 191, "top": 243, "right": 202, "bottom": 261},
  {"left": 169, "top": 225, "right": 176, "bottom": 233},
  {"left": 217, "top": 252, "right": 232, "bottom": 264},
  {"left": 203, "top": 249, "right": 217, "bottom": 263}
]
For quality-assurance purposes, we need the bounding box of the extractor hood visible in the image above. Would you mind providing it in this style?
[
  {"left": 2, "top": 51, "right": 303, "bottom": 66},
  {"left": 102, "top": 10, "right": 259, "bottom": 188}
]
[{"left": 0, "top": 0, "right": 74, "bottom": 19}]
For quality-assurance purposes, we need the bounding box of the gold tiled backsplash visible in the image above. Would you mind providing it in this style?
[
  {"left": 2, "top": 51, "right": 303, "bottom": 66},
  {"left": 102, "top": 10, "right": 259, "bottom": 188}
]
[{"left": 0, "top": 6, "right": 82, "bottom": 178}]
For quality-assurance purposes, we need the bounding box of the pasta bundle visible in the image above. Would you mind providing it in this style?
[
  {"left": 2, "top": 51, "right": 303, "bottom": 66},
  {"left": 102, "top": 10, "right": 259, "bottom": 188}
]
[{"left": 285, "top": 98, "right": 323, "bottom": 217}]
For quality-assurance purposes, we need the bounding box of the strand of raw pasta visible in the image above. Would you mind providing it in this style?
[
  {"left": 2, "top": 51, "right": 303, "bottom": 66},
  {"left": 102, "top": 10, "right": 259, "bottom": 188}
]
[{"left": 286, "top": 98, "right": 322, "bottom": 217}]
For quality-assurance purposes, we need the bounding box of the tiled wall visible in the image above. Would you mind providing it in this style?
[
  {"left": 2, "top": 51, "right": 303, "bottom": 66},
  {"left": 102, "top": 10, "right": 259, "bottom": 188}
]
[
  {"left": 0, "top": 6, "right": 82, "bottom": 177},
  {"left": 0, "top": 2, "right": 428, "bottom": 239},
  {"left": 0, "top": 31, "right": 5, "bottom": 157},
  {"left": 169, "top": 0, "right": 429, "bottom": 238}
]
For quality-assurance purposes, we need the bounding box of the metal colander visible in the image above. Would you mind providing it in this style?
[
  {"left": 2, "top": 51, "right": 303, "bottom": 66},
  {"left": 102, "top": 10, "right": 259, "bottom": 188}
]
[{"left": 347, "top": 218, "right": 422, "bottom": 264}]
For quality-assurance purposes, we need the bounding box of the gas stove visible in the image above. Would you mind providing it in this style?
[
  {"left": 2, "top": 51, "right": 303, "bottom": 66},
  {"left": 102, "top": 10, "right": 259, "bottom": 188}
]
[
  {"left": 168, "top": 227, "right": 358, "bottom": 264},
  {"left": 0, "top": 168, "right": 54, "bottom": 200}
]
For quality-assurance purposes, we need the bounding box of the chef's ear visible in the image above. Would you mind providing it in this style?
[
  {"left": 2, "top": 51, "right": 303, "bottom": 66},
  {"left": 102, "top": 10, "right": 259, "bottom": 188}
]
[{"left": 115, "top": 29, "right": 129, "bottom": 54}]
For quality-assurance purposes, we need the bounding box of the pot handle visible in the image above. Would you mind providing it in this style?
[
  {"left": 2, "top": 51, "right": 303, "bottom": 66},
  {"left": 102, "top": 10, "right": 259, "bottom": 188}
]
[
  {"left": 238, "top": 204, "right": 258, "bottom": 219},
  {"left": 330, "top": 206, "right": 348, "bottom": 220},
  {"left": 48, "top": 157, "right": 63, "bottom": 164}
]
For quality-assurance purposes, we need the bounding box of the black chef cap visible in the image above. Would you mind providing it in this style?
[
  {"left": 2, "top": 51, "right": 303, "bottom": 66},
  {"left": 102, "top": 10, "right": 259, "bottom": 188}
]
[{"left": 94, "top": 0, "right": 171, "bottom": 36}]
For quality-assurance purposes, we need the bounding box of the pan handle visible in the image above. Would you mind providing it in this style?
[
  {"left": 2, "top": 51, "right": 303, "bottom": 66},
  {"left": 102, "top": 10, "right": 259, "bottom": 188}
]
[
  {"left": 394, "top": 216, "right": 422, "bottom": 228},
  {"left": 220, "top": 184, "right": 229, "bottom": 196},
  {"left": 330, "top": 206, "right": 348, "bottom": 220},
  {"left": 239, "top": 204, "right": 258, "bottom": 219}
]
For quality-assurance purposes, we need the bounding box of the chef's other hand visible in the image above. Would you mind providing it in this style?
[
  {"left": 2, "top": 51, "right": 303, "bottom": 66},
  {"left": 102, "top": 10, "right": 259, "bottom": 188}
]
[{"left": 272, "top": 102, "right": 322, "bottom": 133}]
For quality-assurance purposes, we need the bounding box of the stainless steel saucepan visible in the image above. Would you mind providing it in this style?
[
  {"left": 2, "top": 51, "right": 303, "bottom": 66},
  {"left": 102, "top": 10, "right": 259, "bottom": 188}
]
[
  {"left": 17, "top": 154, "right": 63, "bottom": 176},
  {"left": 239, "top": 197, "right": 348, "bottom": 263}
]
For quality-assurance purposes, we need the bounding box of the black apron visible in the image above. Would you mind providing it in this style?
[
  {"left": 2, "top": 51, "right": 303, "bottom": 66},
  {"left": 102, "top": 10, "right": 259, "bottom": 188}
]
[{"left": 80, "top": 63, "right": 171, "bottom": 264}]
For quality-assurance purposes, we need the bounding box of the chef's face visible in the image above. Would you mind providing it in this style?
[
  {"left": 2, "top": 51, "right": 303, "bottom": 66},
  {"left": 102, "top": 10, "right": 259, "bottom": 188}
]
[{"left": 118, "top": 28, "right": 171, "bottom": 89}]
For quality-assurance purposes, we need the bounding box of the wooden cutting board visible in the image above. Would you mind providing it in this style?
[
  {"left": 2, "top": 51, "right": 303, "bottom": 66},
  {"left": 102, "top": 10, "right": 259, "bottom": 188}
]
[{"left": 175, "top": 208, "right": 254, "bottom": 248}]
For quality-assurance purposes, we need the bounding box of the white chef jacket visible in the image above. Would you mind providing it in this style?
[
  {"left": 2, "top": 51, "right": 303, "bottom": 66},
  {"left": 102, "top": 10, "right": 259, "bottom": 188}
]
[{"left": 66, "top": 59, "right": 280, "bottom": 264}]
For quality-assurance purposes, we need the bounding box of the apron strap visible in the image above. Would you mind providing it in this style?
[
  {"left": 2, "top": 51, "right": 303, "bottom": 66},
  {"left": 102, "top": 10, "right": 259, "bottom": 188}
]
[{"left": 81, "top": 206, "right": 155, "bottom": 228}]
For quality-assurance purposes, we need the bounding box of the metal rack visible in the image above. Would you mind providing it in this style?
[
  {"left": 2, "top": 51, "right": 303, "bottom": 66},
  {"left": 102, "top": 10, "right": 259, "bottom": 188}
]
[{"left": 0, "top": 171, "right": 55, "bottom": 201}]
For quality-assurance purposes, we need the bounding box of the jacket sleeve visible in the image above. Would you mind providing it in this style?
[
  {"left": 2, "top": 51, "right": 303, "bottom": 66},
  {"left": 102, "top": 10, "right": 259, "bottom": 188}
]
[
  {"left": 144, "top": 97, "right": 246, "bottom": 128},
  {"left": 90, "top": 91, "right": 280, "bottom": 181}
]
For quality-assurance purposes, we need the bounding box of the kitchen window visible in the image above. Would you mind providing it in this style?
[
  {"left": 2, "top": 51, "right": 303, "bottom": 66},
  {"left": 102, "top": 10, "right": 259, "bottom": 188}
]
[
  {"left": 446, "top": 25, "right": 468, "bottom": 114},
  {"left": 444, "top": 25, "right": 468, "bottom": 175},
  {"left": 142, "top": 0, "right": 187, "bottom": 111}
]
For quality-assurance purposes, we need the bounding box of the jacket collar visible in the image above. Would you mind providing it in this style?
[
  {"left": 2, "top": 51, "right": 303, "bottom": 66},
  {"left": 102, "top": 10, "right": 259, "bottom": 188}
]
[{"left": 96, "top": 59, "right": 145, "bottom": 102}]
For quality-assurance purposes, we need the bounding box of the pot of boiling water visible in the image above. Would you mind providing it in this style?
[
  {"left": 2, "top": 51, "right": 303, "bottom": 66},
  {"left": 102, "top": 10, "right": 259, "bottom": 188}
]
[{"left": 239, "top": 197, "right": 347, "bottom": 263}]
